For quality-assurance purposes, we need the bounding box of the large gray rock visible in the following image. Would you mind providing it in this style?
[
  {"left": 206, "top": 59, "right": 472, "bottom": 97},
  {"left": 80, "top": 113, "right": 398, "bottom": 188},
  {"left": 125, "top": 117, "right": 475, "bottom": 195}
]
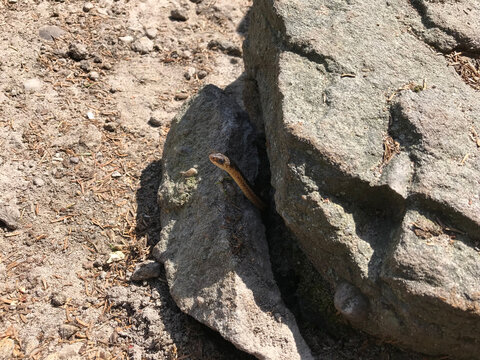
[
  {"left": 153, "top": 85, "right": 312, "bottom": 360},
  {"left": 244, "top": 0, "right": 480, "bottom": 358}
]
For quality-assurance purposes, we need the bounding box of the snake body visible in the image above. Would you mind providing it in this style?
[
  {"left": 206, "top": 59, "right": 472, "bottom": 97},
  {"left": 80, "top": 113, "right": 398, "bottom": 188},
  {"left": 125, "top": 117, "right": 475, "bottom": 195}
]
[{"left": 209, "top": 153, "right": 266, "bottom": 211}]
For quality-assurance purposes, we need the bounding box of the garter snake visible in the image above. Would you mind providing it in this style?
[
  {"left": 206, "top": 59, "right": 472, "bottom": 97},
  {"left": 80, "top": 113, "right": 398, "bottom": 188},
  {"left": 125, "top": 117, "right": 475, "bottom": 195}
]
[{"left": 209, "top": 153, "right": 266, "bottom": 211}]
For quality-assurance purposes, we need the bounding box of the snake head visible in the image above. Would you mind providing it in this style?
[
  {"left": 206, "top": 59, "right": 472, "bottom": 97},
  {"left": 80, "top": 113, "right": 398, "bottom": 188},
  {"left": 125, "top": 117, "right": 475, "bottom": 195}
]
[{"left": 209, "top": 153, "right": 231, "bottom": 168}]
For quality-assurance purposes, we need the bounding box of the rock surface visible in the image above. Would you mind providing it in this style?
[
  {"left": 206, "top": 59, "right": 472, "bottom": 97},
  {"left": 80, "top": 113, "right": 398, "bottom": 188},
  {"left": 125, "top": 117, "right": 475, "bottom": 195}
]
[
  {"left": 244, "top": 0, "right": 480, "bottom": 358},
  {"left": 153, "top": 85, "right": 312, "bottom": 360}
]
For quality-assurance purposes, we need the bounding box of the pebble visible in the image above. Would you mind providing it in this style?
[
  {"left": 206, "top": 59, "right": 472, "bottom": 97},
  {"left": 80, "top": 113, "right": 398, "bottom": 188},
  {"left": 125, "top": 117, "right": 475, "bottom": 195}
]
[
  {"left": 103, "top": 122, "right": 117, "bottom": 132},
  {"left": 33, "top": 177, "right": 45, "bottom": 187},
  {"left": 86, "top": 111, "right": 95, "bottom": 119},
  {"left": 111, "top": 171, "right": 122, "bottom": 178},
  {"left": 131, "top": 36, "right": 154, "bottom": 54},
  {"left": 197, "top": 70, "right": 208, "bottom": 79},
  {"left": 130, "top": 260, "right": 162, "bottom": 281},
  {"left": 83, "top": 2, "right": 94, "bottom": 12},
  {"left": 70, "top": 157, "right": 79, "bottom": 164},
  {"left": 92, "top": 54, "right": 102, "bottom": 63},
  {"left": 88, "top": 71, "right": 99, "bottom": 81},
  {"left": 174, "top": 93, "right": 188, "bottom": 100},
  {"left": 148, "top": 113, "right": 164, "bottom": 127},
  {"left": 58, "top": 324, "right": 79, "bottom": 339},
  {"left": 145, "top": 27, "right": 158, "bottom": 39},
  {"left": 184, "top": 66, "right": 196, "bottom": 80},
  {"left": 23, "top": 78, "right": 43, "bottom": 92},
  {"left": 52, "top": 152, "right": 63, "bottom": 162},
  {"left": 51, "top": 292, "right": 67, "bottom": 306},
  {"left": 107, "top": 250, "right": 124, "bottom": 263},
  {"left": 38, "top": 25, "right": 66, "bottom": 41},
  {"left": 170, "top": 8, "right": 189, "bottom": 21},
  {"left": 68, "top": 42, "right": 88, "bottom": 61},
  {"left": 79, "top": 61, "right": 93, "bottom": 72},
  {"left": 102, "top": 63, "right": 112, "bottom": 70},
  {"left": 119, "top": 35, "right": 134, "bottom": 44},
  {"left": 0, "top": 204, "right": 20, "bottom": 230},
  {"left": 109, "top": 84, "right": 120, "bottom": 93}
]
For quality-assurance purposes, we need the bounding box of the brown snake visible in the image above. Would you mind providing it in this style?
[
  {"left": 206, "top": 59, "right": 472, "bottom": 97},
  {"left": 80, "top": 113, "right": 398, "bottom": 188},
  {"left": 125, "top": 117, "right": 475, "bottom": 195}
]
[{"left": 209, "top": 153, "right": 266, "bottom": 211}]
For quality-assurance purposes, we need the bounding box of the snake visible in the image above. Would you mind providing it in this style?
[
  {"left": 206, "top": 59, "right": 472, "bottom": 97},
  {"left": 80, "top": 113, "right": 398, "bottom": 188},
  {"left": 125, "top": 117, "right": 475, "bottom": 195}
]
[{"left": 209, "top": 153, "right": 266, "bottom": 211}]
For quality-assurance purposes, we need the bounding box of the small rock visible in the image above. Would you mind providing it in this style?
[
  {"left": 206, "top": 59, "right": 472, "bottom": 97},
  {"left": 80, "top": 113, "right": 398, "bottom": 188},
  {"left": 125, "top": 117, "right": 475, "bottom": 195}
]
[
  {"left": 184, "top": 66, "right": 196, "bottom": 80},
  {"left": 68, "top": 42, "right": 88, "bottom": 61},
  {"left": 9, "top": 87, "right": 22, "bottom": 96},
  {"left": 174, "top": 93, "right": 188, "bottom": 100},
  {"left": 8, "top": 0, "right": 17, "bottom": 3},
  {"left": 33, "top": 177, "right": 45, "bottom": 187},
  {"left": 23, "top": 78, "right": 43, "bottom": 92},
  {"left": 111, "top": 171, "right": 122, "bottom": 178},
  {"left": 170, "top": 8, "right": 189, "bottom": 21},
  {"left": 131, "top": 36, "right": 154, "bottom": 54},
  {"left": 130, "top": 260, "right": 162, "bottom": 281},
  {"left": 0, "top": 338, "right": 15, "bottom": 360},
  {"left": 197, "top": 70, "right": 207, "bottom": 79},
  {"left": 103, "top": 122, "right": 117, "bottom": 132},
  {"left": 51, "top": 292, "right": 67, "bottom": 307},
  {"left": 39, "top": 25, "right": 66, "bottom": 41},
  {"left": 109, "top": 84, "right": 120, "bottom": 93},
  {"left": 79, "top": 61, "right": 93, "bottom": 72},
  {"left": 118, "top": 35, "right": 134, "bottom": 44},
  {"left": 92, "top": 55, "right": 102, "bottom": 63},
  {"left": 0, "top": 204, "right": 21, "bottom": 230},
  {"left": 145, "top": 27, "right": 158, "bottom": 39},
  {"left": 58, "top": 324, "right": 79, "bottom": 339},
  {"left": 88, "top": 71, "right": 99, "bottom": 81},
  {"left": 83, "top": 2, "right": 94, "bottom": 12},
  {"left": 148, "top": 113, "right": 164, "bottom": 127},
  {"left": 70, "top": 157, "right": 80, "bottom": 164},
  {"left": 107, "top": 250, "right": 125, "bottom": 263},
  {"left": 102, "top": 63, "right": 112, "bottom": 70},
  {"left": 86, "top": 111, "right": 95, "bottom": 119},
  {"left": 52, "top": 153, "right": 63, "bottom": 162}
]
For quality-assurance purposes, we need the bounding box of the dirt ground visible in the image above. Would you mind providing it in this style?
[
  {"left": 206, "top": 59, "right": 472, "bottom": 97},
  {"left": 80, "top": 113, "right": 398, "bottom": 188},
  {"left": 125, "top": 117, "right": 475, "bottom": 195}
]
[
  {"left": 0, "top": 0, "right": 254, "bottom": 358},
  {"left": 0, "top": 0, "right": 437, "bottom": 359}
]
